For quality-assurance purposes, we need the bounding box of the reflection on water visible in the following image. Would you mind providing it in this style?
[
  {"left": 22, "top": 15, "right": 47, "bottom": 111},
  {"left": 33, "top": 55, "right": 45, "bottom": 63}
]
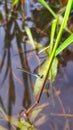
[{"left": 0, "top": 0, "right": 73, "bottom": 130}]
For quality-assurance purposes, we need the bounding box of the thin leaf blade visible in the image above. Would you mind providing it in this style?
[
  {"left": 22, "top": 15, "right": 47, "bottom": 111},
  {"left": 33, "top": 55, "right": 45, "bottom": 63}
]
[
  {"left": 55, "top": 34, "right": 73, "bottom": 56},
  {"left": 38, "top": 0, "right": 57, "bottom": 18},
  {"left": 25, "top": 26, "right": 35, "bottom": 49}
]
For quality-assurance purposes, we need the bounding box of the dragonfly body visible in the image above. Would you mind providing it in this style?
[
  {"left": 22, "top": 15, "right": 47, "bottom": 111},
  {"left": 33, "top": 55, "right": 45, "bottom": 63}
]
[{"left": 17, "top": 67, "right": 43, "bottom": 79}]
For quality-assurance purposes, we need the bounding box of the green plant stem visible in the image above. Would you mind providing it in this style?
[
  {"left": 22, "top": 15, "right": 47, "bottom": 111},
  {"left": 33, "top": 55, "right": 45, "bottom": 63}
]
[
  {"left": 44, "top": 0, "right": 72, "bottom": 78},
  {"left": 49, "top": 19, "right": 57, "bottom": 54},
  {"left": 51, "top": 0, "right": 72, "bottom": 56}
]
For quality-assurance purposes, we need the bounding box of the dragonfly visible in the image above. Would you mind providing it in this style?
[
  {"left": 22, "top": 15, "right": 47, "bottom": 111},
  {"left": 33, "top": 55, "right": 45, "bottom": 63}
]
[
  {"left": 17, "top": 67, "right": 43, "bottom": 79},
  {"left": 17, "top": 67, "right": 44, "bottom": 119}
]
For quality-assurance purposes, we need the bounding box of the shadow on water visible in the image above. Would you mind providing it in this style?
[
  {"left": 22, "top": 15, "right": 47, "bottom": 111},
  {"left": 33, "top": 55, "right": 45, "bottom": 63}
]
[{"left": 0, "top": 0, "right": 73, "bottom": 130}]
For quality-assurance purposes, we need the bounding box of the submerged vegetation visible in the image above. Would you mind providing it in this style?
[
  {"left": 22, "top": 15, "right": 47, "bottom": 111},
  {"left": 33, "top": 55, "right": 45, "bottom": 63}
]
[{"left": 0, "top": 0, "right": 73, "bottom": 130}]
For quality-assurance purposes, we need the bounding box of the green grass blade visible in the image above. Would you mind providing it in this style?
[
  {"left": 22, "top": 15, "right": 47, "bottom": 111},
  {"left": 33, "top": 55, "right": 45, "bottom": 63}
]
[
  {"left": 50, "top": 0, "right": 72, "bottom": 58},
  {"left": 39, "top": 19, "right": 57, "bottom": 54},
  {"left": 49, "top": 19, "right": 57, "bottom": 54},
  {"left": 25, "top": 26, "right": 35, "bottom": 49},
  {"left": 12, "top": 0, "right": 19, "bottom": 6},
  {"left": 55, "top": 34, "right": 73, "bottom": 56},
  {"left": 61, "top": 0, "right": 73, "bottom": 29},
  {"left": 38, "top": 45, "right": 50, "bottom": 54},
  {"left": 38, "top": 0, "right": 57, "bottom": 18}
]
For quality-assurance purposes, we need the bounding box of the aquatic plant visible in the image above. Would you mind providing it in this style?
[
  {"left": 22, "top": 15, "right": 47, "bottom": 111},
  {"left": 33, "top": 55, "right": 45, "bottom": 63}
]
[
  {"left": 21, "top": 0, "right": 73, "bottom": 115},
  {"left": 1, "top": 0, "right": 73, "bottom": 129},
  {"left": 0, "top": 103, "right": 48, "bottom": 130}
]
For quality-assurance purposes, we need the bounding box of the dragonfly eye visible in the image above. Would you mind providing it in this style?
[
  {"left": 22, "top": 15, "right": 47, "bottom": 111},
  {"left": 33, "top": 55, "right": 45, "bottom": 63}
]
[{"left": 39, "top": 75, "right": 44, "bottom": 79}]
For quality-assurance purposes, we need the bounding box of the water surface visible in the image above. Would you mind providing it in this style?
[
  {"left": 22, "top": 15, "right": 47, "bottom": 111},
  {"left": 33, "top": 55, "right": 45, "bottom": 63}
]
[{"left": 0, "top": 1, "right": 73, "bottom": 130}]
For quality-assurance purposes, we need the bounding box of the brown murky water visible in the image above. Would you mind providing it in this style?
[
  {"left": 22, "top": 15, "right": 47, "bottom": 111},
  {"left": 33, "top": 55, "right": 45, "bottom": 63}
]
[{"left": 0, "top": 0, "right": 73, "bottom": 130}]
